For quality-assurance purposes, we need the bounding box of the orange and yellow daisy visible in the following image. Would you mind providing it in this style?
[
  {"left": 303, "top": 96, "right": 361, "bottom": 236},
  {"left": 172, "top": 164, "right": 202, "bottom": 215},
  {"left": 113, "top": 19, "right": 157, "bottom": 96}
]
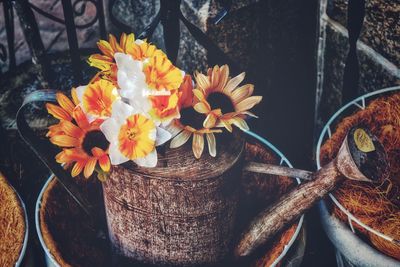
[
  {"left": 168, "top": 75, "right": 222, "bottom": 158},
  {"left": 46, "top": 94, "right": 111, "bottom": 179},
  {"left": 193, "top": 65, "right": 262, "bottom": 132}
]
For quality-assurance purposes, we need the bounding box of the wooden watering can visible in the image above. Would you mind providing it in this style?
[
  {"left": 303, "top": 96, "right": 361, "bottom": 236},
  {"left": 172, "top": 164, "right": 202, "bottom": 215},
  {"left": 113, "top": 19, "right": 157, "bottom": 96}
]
[{"left": 17, "top": 90, "right": 389, "bottom": 266}]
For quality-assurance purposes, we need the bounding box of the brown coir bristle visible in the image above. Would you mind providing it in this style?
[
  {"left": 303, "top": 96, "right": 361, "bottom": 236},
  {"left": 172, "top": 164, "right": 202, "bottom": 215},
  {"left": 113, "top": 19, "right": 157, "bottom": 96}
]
[
  {"left": 320, "top": 92, "right": 400, "bottom": 260},
  {"left": 369, "top": 212, "right": 400, "bottom": 260},
  {"left": 0, "top": 172, "right": 25, "bottom": 266}
]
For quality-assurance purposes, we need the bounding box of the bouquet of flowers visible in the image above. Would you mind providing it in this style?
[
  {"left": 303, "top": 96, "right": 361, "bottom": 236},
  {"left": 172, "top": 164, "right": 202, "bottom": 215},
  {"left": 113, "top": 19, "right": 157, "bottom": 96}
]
[{"left": 46, "top": 33, "right": 262, "bottom": 180}]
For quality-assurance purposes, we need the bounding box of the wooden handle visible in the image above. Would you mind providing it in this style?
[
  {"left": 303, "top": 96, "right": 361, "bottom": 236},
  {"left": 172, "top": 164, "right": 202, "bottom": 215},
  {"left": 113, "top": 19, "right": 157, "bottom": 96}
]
[
  {"left": 244, "top": 162, "right": 314, "bottom": 181},
  {"left": 236, "top": 161, "right": 341, "bottom": 257}
]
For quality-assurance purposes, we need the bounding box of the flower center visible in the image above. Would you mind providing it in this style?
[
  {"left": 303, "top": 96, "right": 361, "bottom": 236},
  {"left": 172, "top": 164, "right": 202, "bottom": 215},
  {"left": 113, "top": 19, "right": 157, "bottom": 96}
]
[
  {"left": 180, "top": 107, "right": 206, "bottom": 130},
  {"left": 207, "top": 92, "right": 235, "bottom": 113},
  {"left": 82, "top": 130, "right": 109, "bottom": 155},
  {"left": 126, "top": 128, "right": 139, "bottom": 140}
]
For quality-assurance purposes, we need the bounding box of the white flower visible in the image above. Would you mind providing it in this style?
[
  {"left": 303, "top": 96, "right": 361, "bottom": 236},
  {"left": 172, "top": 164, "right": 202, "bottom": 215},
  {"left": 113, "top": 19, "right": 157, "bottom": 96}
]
[
  {"left": 100, "top": 100, "right": 171, "bottom": 168},
  {"left": 115, "top": 52, "right": 152, "bottom": 113}
]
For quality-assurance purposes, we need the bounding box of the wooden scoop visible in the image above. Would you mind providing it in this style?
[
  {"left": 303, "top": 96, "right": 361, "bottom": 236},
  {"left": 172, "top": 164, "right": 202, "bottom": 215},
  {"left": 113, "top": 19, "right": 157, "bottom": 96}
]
[{"left": 236, "top": 127, "right": 390, "bottom": 257}]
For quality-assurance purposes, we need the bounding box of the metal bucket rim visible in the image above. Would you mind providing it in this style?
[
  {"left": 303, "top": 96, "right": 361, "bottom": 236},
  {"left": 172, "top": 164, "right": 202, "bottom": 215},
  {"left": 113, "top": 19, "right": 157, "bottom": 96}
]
[
  {"left": 13, "top": 185, "right": 29, "bottom": 267},
  {"left": 35, "top": 175, "right": 60, "bottom": 267},
  {"left": 245, "top": 130, "right": 305, "bottom": 267},
  {"left": 316, "top": 86, "right": 400, "bottom": 247},
  {"left": 35, "top": 130, "right": 304, "bottom": 267}
]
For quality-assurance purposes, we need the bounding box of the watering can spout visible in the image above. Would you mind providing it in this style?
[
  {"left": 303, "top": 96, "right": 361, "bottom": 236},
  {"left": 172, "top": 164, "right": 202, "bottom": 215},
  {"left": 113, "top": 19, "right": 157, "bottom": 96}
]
[{"left": 236, "top": 126, "right": 389, "bottom": 258}]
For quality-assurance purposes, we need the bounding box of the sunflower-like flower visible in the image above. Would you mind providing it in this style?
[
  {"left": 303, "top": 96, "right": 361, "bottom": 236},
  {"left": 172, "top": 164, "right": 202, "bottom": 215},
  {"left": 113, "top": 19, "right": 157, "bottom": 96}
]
[
  {"left": 193, "top": 65, "right": 262, "bottom": 132},
  {"left": 88, "top": 33, "right": 164, "bottom": 84},
  {"left": 168, "top": 75, "right": 222, "bottom": 159},
  {"left": 75, "top": 79, "right": 120, "bottom": 121},
  {"left": 100, "top": 100, "right": 171, "bottom": 167},
  {"left": 46, "top": 96, "right": 111, "bottom": 179}
]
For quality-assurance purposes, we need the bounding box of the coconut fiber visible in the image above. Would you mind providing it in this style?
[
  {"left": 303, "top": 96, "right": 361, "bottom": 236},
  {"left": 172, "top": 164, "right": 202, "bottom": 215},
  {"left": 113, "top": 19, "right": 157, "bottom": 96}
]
[
  {"left": 0, "top": 172, "right": 25, "bottom": 266},
  {"left": 320, "top": 92, "right": 400, "bottom": 260}
]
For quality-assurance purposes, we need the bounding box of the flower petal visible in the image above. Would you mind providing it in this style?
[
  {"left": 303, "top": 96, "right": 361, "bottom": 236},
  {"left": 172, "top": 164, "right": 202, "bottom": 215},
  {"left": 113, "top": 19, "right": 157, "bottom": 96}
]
[
  {"left": 231, "top": 117, "right": 249, "bottom": 131},
  {"left": 46, "top": 103, "right": 72, "bottom": 121},
  {"left": 192, "top": 133, "right": 204, "bottom": 159},
  {"left": 71, "top": 161, "right": 86, "bottom": 177},
  {"left": 223, "top": 72, "right": 245, "bottom": 94},
  {"left": 73, "top": 107, "right": 90, "bottom": 129},
  {"left": 134, "top": 149, "right": 157, "bottom": 167},
  {"left": 91, "top": 147, "right": 105, "bottom": 157},
  {"left": 242, "top": 111, "right": 258, "bottom": 118},
  {"left": 206, "top": 133, "right": 216, "bottom": 157},
  {"left": 99, "top": 155, "right": 111, "bottom": 172},
  {"left": 230, "top": 84, "right": 254, "bottom": 104},
  {"left": 84, "top": 157, "right": 97, "bottom": 178},
  {"left": 194, "top": 102, "right": 211, "bottom": 114},
  {"left": 111, "top": 100, "right": 135, "bottom": 123},
  {"left": 217, "top": 65, "right": 230, "bottom": 91},
  {"left": 50, "top": 135, "right": 80, "bottom": 147},
  {"left": 115, "top": 52, "right": 141, "bottom": 72},
  {"left": 203, "top": 113, "right": 217, "bottom": 128},
  {"left": 170, "top": 130, "right": 191, "bottom": 148},
  {"left": 75, "top": 85, "right": 87, "bottom": 104},
  {"left": 220, "top": 119, "right": 233, "bottom": 132},
  {"left": 60, "top": 120, "right": 84, "bottom": 138},
  {"left": 71, "top": 88, "right": 80, "bottom": 105},
  {"left": 155, "top": 127, "right": 171, "bottom": 146},
  {"left": 109, "top": 142, "right": 129, "bottom": 165},
  {"left": 164, "top": 122, "right": 183, "bottom": 138},
  {"left": 236, "top": 96, "right": 263, "bottom": 112},
  {"left": 195, "top": 73, "right": 211, "bottom": 91},
  {"left": 193, "top": 89, "right": 205, "bottom": 101},
  {"left": 56, "top": 93, "right": 75, "bottom": 115}
]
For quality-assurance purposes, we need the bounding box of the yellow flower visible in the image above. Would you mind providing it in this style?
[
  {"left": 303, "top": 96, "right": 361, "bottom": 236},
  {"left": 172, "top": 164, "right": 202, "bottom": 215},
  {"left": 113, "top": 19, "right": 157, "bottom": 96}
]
[
  {"left": 193, "top": 65, "right": 262, "bottom": 132},
  {"left": 142, "top": 54, "right": 183, "bottom": 91},
  {"left": 148, "top": 90, "right": 180, "bottom": 124},
  {"left": 118, "top": 114, "right": 156, "bottom": 160},
  {"left": 76, "top": 79, "right": 119, "bottom": 119},
  {"left": 48, "top": 98, "right": 111, "bottom": 178},
  {"left": 88, "top": 33, "right": 164, "bottom": 82}
]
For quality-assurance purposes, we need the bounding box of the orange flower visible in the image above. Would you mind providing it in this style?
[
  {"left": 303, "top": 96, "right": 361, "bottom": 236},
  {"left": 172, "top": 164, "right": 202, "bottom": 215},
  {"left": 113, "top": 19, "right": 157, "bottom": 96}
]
[
  {"left": 193, "top": 65, "right": 262, "bottom": 132},
  {"left": 76, "top": 79, "right": 119, "bottom": 119},
  {"left": 47, "top": 93, "right": 111, "bottom": 179},
  {"left": 142, "top": 54, "right": 183, "bottom": 91},
  {"left": 46, "top": 92, "right": 78, "bottom": 121},
  {"left": 148, "top": 90, "right": 180, "bottom": 124}
]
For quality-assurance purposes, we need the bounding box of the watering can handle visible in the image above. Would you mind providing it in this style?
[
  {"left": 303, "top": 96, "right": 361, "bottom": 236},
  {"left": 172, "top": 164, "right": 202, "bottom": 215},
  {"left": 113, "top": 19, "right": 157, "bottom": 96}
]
[
  {"left": 236, "top": 160, "right": 341, "bottom": 257},
  {"left": 244, "top": 162, "right": 314, "bottom": 181},
  {"left": 16, "top": 90, "right": 95, "bottom": 218}
]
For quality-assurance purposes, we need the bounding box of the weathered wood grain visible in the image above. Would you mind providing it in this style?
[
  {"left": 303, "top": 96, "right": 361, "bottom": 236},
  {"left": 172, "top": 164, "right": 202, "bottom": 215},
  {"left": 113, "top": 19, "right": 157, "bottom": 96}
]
[{"left": 102, "top": 136, "right": 244, "bottom": 266}]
